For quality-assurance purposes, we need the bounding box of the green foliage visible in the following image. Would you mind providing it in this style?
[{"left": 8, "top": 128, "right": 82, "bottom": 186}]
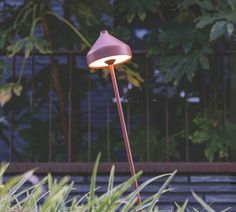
[
  {"left": 7, "top": 36, "right": 51, "bottom": 58},
  {"left": 0, "top": 159, "right": 225, "bottom": 211},
  {"left": 0, "top": 83, "right": 22, "bottom": 106},
  {"left": 118, "top": 62, "right": 144, "bottom": 87},
  {"left": 0, "top": 159, "right": 169, "bottom": 211},
  {"left": 148, "top": 0, "right": 236, "bottom": 82},
  {"left": 191, "top": 112, "right": 236, "bottom": 161},
  {"left": 192, "top": 191, "right": 215, "bottom": 212},
  {"left": 116, "top": 0, "right": 159, "bottom": 23},
  {"left": 154, "top": 25, "right": 212, "bottom": 82},
  {"left": 195, "top": 0, "right": 236, "bottom": 41},
  {"left": 0, "top": 0, "right": 235, "bottom": 163},
  {"left": 130, "top": 127, "right": 181, "bottom": 161},
  {"left": 0, "top": 0, "right": 143, "bottom": 117}
]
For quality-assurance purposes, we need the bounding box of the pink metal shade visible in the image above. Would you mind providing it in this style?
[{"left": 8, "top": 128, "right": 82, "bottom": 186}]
[{"left": 86, "top": 30, "right": 132, "bottom": 68}]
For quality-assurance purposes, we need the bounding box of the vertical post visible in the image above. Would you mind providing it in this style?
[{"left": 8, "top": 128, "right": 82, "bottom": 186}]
[
  {"left": 146, "top": 60, "right": 150, "bottom": 161},
  {"left": 68, "top": 54, "right": 72, "bottom": 162},
  {"left": 222, "top": 54, "right": 227, "bottom": 123},
  {"left": 109, "top": 64, "right": 142, "bottom": 204},
  {"left": 31, "top": 55, "right": 35, "bottom": 162},
  {"left": 48, "top": 63, "right": 52, "bottom": 162},
  {"left": 106, "top": 99, "right": 111, "bottom": 162},
  {"left": 88, "top": 75, "right": 92, "bottom": 162},
  {"left": 9, "top": 56, "right": 16, "bottom": 161},
  {"left": 126, "top": 98, "right": 130, "bottom": 136},
  {"left": 31, "top": 55, "right": 35, "bottom": 112},
  {"left": 185, "top": 101, "right": 189, "bottom": 162},
  {"left": 165, "top": 95, "right": 169, "bottom": 162}
]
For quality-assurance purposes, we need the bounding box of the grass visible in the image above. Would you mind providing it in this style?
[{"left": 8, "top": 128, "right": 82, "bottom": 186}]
[{"left": 0, "top": 156, "right": 228, "bottom": 211}]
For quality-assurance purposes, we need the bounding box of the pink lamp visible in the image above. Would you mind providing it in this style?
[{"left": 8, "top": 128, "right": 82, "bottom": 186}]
[{"left": 87, "top": 30, "right": 141, "bottom": 204}]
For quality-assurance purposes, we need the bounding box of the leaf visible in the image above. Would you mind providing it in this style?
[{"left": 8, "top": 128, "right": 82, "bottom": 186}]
[
  {"left": 195, "top": 15, "right": 217, "bottom": 29},
  {"left": 88, "top": 153, "right": 101, "bottom": 211},
  {"left": 227, "top": 22, "right": 234, "bottom": 37},
  {"left": 221, "top": 207, "right": 232, "bottom": 212},
  {"left": 25, "top": 41, "right": 33, "bottom": 58},
  {"left": 175, "top": 199, "right": 189, "bottom": 212},
  {"left": 147, "top": 170, "right": 177, "bottom": 211},
  {"left": 124, "top": 172, "right": 174, "bottom": 211},
  {"left": 182, "top": 40, "right": 193, "bottom": 53},
  {"left": 230, "top": 0, "right": 236, "bottom": 10},
  {"left": 192, "top": 191, "right": 215, "bottom": 212},
  {"left": 12, "top": 84, "right": 23, "bottom": 96},
  {"left": 127, "top": 75, "right": 141, "bottom": 87},
  {"left": 0, "top": 83, "right": 23, "bottom": 106},
  {"left": 107, "top": 165, "right": 115, "bottom": 193},
  {"left": 127, "top": 12, "right": 135, "bottom": 23},
  {"left": 7, "top": 39, "right": 25, "bottom": 57},
  {"left": 138, "top": 9, "right": 146, "bottom": 21},
  {"left": 210, "top": 20, "right": 227, "bottom": 41},
  {"left": 0, "top": 163, "right": 9, "bottom": 178},
  {"left": 192, "top": 131, "right": 209, "bottom": 144},
  {"left": 199, "top": 55, "right": 209, "bottom": 70},
  {"left": 0, "top": 88, "right": 12, "bottom": 106}
]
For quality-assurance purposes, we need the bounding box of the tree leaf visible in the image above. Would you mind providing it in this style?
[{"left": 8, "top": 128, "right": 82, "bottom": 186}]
[
  {"left": 199, "top": 55, "right": 209, "bottom": 70},
  {"left": 195, "top": 15, "right": 216, "bottom": 29},
  {"left": 227, "top": 22, "right": 234, "bottom": 37},
  {"left": 127, "top": 12, "right": 135, "bottom": 23},
  {"left": 210, "top": 20, "right": 227, "bottom": 41},
  {"left": 138, "top": 9, "right": 146, "bottom": 21},
  {"left": 230, "top": 0, "right": 236, "bottom": 10}
]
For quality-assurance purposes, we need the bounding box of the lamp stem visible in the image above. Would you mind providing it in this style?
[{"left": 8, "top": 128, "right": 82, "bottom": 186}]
[{"left": 109, "top": 64, "right": 142, "bottom": 205}]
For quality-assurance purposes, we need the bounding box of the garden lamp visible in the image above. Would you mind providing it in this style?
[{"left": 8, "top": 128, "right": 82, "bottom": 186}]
[{"left": 87, "top": 30, "right": 141, "bottom": 204}]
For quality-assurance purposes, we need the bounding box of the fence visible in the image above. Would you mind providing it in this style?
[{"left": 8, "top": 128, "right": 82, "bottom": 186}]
[{"left": 0, "top": 51, "right": 233, "bottom": 163}]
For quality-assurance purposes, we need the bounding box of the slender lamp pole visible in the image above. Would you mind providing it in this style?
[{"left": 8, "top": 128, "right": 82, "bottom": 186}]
[
  {"left": 87, "top": 30, "right": 141, "bottom": 204},
  {"left": 108, "top": 63, "right": 141, "bottom": 203}
]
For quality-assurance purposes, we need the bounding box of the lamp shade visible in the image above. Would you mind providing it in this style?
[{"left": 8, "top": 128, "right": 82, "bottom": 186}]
[{"left": 87, "top": 30, "right": 132, "bottom": 69}]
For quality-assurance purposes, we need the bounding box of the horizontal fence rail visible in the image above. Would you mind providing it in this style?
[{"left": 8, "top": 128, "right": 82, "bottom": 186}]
[{"left": 5, "top": 162, "right": 236, "bottom": 174}]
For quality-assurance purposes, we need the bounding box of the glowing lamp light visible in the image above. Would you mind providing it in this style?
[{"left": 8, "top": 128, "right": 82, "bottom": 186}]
[{"left": 86, "top": 30, "right": 141, "bottom": 204}]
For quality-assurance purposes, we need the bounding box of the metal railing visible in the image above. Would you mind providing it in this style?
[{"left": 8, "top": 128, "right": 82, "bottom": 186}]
[{"left": 0, "top": 51, "right": 232, "bottom": 163}]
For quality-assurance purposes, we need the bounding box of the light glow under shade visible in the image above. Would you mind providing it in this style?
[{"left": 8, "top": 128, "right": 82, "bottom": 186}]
[{"left": 88, "top": 55, "right": 131, "bottom": 69}]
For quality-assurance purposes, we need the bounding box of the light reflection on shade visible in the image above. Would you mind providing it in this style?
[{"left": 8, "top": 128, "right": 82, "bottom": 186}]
[{"left": 88, "top": 55, "right": 131, "bottom": 69}]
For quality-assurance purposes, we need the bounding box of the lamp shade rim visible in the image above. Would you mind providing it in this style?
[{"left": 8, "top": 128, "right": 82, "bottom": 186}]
[{"left": 88, "top": 55, "right": 131, "bottom": 69}]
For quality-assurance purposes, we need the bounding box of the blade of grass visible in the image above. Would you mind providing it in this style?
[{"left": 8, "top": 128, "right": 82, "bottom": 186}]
[
  {"left": 147, "top": 170, "right": 177, "bottom": 211},
  {"left": 0, "top": 163, "right": 9, "bottom": 178},
  {"left": 88, "top": 153, "right": 101, "bottom": 212},
  {"left": 95, "top": 171, "right": 142, "bottom": 212},
  {"left": 107, "top": 165, "right": 115, "bottom": 206},
  {"left": 175, "top": 199, "right": 188, "bottom": 212},
  {"left": 221, "top": 207, "right": 231, "bottom": 212},
  {"left": 192, "top": 191, "right": 215, "bottom": 212},
  {"left": 123, "top": 172, "right": 173, "bottom": 211},
  {"left": 9, "top": 169, "right": 35, "bottom": 196}
]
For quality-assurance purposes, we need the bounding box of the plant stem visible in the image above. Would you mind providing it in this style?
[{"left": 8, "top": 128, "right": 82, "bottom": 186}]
[{"left": 46, "top": 11, "right": 91, "bottom": 48}]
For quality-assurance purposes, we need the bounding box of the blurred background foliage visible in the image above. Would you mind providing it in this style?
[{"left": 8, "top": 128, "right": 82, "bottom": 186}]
[{"left": 0, "top": 0, "right": 236, "bottom": 162}]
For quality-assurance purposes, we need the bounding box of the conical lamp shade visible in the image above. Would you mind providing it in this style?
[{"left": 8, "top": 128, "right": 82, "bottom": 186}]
[{"left": 87, "top": 30, "right": 132, "bottom": 69}]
